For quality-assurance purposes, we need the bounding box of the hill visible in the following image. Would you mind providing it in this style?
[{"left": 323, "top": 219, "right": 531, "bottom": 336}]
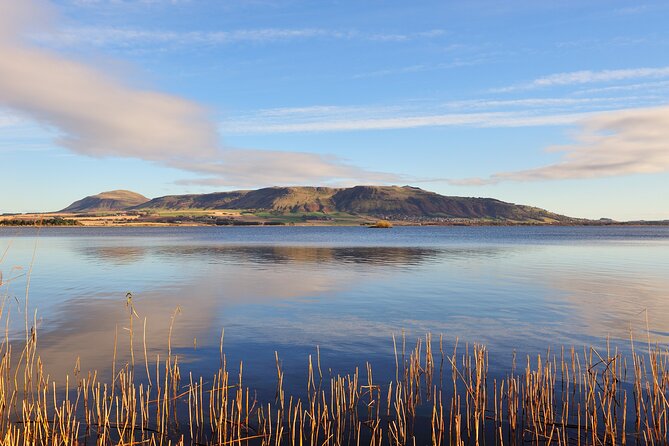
[
  {"left": 128, "top": 185, "right": 572, "bottom": 223},
  {"left": 137, "top": 187, "right": 339, "bottom": 213},
  {"left": 60, "top": 190, "right": 150, "bottom": 213},
  {"left": 58, "top": 186, "right": 577, "bottom": 224},
  {"left": 330, "top": 186, "right": 562, "bottom": 220}
]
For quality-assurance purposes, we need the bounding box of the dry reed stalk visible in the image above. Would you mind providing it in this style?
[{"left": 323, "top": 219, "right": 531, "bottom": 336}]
[{"left": 0, "top": 292, "right": 667, "bottom": 446}]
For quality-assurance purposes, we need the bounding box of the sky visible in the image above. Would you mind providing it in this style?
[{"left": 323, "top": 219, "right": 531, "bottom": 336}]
[{"left": 1, "top": 0, "right": 668, "bottom": 220}]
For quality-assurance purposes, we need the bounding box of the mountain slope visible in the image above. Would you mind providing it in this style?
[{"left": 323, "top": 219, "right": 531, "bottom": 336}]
[
  {"left": 60, "top": 190, "right": 149, "bottom": 213},
  {"left": 134, "top": 191, "right": 247, "bottom": 210},
  {"left": 133, "top": 185, "right": 571, "bottom": 222},
  {"left": 331, "top": 186, "right": 566, "bottom": 220},
  {"left": 229, "top": 187, "right": 338, "bottom": 212},
  {"left": 62, "top": 186, "right": 574, "bottom": 223},
  {"left": 136, "top": 187, "right": 339, "bottom": 212}
]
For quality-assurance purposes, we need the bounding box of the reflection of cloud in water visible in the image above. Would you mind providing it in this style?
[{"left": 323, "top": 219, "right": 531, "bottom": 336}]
[
  {"left": 28, "top": 281, "right": 220, "bottom": 382},
  {"left": 27, "top": 275, "right": 330, "bottom": 380},
  {"left": 502, "top": 244, "right": 669, "bottom": 344},
  {"left": 547, "top": 272, "right": 669, "bottom": 342},
  {"left": 26, "top": 245, "right": 460, "bottom": 381},
  {"left": 8, "top": 244, "right": 531, "bottom": 382},
  {"left": 21, "top": 240, "right": 669, "bottom": 388}
]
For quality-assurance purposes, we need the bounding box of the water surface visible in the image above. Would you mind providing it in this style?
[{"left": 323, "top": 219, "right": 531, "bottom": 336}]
[{"left": 1, "top": 225, "right": 668, "bottom": 395}]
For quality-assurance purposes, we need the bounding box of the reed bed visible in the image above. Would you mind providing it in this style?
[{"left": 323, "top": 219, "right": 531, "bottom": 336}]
[{"left": 0, "top": 298, "right": 667, "bottom": 446}]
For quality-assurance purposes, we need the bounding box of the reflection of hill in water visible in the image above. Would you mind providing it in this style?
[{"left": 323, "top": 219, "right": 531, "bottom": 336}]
[
  {"left": 165, "top": 246, "right": 443, "bottom": 266},
  {"left": 24, "top": 238, "right": 669, "bottom": 388},
  {"left": 34, "top": 245, "right": 464, "bottom": 382},
  {"left": 80, "top": 244, "right": 510, "bottom": 267},
  {"left": 79, "top": 246, "right": 148, "bottom": 264}
]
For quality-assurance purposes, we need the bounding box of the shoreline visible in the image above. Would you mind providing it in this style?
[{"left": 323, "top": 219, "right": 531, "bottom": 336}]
[{"left": 1, "top": 220, "right": 669, "bottom": 228}]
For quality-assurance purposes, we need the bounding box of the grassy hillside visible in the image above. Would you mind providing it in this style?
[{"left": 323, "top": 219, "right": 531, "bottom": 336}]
[
  {"left": 137, "top": 187, "right": 338, "bottom": 212},
  {"left": 231, "top": 187, "right": 337, "bottom": 212},
  {"left": 133, "top": 191, "right": 247, "bottom": 210},
  {"left": 329, "top": 186, "right": 571, "bottom": 222},
  {"left": 60, "top": 190, "right": 149, "bottom": 213},
  {"left": 60, "top": 185, "right": 576, "bottom": 224}
]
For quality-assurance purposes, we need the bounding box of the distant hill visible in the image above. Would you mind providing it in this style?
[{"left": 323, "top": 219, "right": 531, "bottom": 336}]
[
  {"left": 330, "top": 186, "right": 568, "bottom": 221},
  {"left": 137, "top": 187, "right": 339, "bottom": 213},
  {"left": 125, "top": 185, "right": 572, "bottom": 223},
  {"left": 60, "top": 190, "right": 149, "bottom": 213},
  {"left": 59, "top": 186, "right": 576, "bottom": 223}
]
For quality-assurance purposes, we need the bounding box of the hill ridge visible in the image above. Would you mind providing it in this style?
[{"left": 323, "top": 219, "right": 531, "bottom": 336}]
[
  {"left": 60, "top": 190, "right": 150, "bottom": 213},
  {"left": 60, "top": 185, "right": 574, "bottom": 223}
]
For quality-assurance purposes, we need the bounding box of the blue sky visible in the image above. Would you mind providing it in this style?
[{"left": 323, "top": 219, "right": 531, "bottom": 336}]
[{"left": 1, "top": 0, "right": 669, "bottom": 219}]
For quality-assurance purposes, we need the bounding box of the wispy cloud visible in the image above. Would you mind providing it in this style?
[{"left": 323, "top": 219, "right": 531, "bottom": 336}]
[
  {"left": 176, "top": 150, "right": 401, "bottom": 187},
  {"left": 497, "top": 66, "right": 669, "bottom": 92},
  {"left": 222, "top": 111, "right": 593, "bottom": 133},
  {"left": 367, "top": 29, "right": 446, "bottom": 42},
  {"left": 0, "top": 0, "right": 395, "bottom": 188},
  {"left": 71, "top": 0, "right": 191, "bottom": 4},
  {"left": 571, "top": 79, "right": 669, "bottom": 96},
  {"left": 0, "top": 110, "right": 23, "bottom": 128},
  {"left": 220, "top": 95, "right": 664, "bottom": 134},
  {"left": 37, "top": 27, "right": 348, "bottom": 47},
  {"left": 34, "top": 26, "right": 448, "bottom": 49},
  {"left": 449, "top": 105, "right": 669, "bottom": 185},
  {"left": 351, "top": 58, "right": 482, "bottom": 79},
  {"left": 533, "top": 67, "right": 669, "bottom": 87},
  {"left": 612, "top": 4, "right": 669, "bottom": 15}
]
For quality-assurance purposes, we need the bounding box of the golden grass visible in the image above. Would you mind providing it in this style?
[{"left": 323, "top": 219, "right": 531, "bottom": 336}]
[
  {"left": 0, "top": 299, "right": 667, "bottom": 445},
  {"left": 370, "top": 220, "right": 393, "bottom": 229}
]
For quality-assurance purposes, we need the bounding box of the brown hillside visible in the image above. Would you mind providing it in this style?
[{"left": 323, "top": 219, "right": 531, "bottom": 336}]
[
  {"left": 60, "top": 190, "right": 149, "bottom": 213},
  {"left": 63, "top": 186, "right": 574, "bottom": 223}
]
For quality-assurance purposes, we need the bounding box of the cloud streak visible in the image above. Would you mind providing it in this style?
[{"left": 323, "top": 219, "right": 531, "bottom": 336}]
[
  {"left": 532, "top": 67, "right": 669, "bottom": 87},
  {"left": 498, "top": 66, "right": 669, "bottom": 92},
  {"left": 0, "top": 0, "right": 391, "bottom": 188},
  {"left": 224, "top": 111, "right": 593, "bottom": 133},
  {"left": 220, "top": 93, "right": 669, "bottom": 134},
  {"left": 0, "top": 110, "right": 24, "bottom": 128},
  {"left": 450, "top": 105, "right": 669, "bottom": 185},
  {"left": 220, "top": 91, "right": 669, "bottom": 135},
  {"left": 176, "top": 150, "right": 400, "bottom": 187},
  {"left": 35, "top": 27, "right": 447, "bottom": 50}
]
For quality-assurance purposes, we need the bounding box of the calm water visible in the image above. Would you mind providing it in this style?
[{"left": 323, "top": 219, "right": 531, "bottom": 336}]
[{"left": 1, "top": 225, "right": 668, "bottom": 397}]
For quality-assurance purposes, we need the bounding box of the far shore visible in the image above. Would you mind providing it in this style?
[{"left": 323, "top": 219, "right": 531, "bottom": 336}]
[{"left": 1, "top": 211, "right": 668, "bottom": 227}]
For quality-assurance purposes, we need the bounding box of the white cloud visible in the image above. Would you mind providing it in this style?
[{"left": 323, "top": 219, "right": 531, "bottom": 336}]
[
  {"left": 71, "top": 0, "right": 190, "bottom": 4},
  {"left": 614, "top": 5, "right": 655, "bottom": 15},
  {"left": 221, "top": 95, "right": 663, "bottom": 134},
  {"left": 223, "top": 111, "right": 595, "bottom": 133},
  {"left": 34, "top": 27, "right": 447, "bottom": 49},
  {"left": 450, "top": 105, "right": 669, "bottom": 184},
  {"left": 0, "top": 0, "right": 219, "bottom": 163},
  {"left": 37, "top": 27, "right": 347, "bottom": 48},
  {"left": 0, "top": 0, "right": 392, "bottom": 188},
  {"left": 176, "top": 150, "right": 400, "bottom": 187},
  {"left": 0, "top": 110, "right": 24, "bottom": 128},
  {"left": 351, "top": 58, "right": 482, "bottom": 79},
  {"left": 572, "top": 80, "right": 669, "bottom": 96},
  {"left": 220, "top": 94, "right": 669, "bottom": 135},
  {"left": 497, "top": 66, "right": 669, "bottom": 92},
  {"left": 534, "top": 67, "right": 669, "bottom": 87}
]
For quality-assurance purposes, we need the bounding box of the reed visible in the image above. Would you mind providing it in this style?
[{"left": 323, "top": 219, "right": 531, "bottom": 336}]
[{"left": 0, "top": 300, "right": 667, "bottom": 445}]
